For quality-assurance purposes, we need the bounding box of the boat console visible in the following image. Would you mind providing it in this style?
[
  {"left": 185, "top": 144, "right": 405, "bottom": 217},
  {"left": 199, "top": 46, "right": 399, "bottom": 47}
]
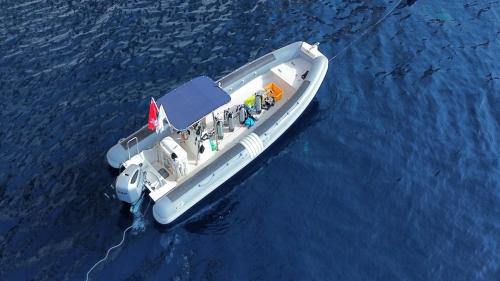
[{"left": 159, "top": 137, "right": 188, "bottom": 179}]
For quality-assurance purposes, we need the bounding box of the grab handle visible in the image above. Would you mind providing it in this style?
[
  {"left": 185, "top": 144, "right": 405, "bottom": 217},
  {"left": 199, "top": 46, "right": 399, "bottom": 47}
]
[{"left": 126, "top": 137, "right": 139, "bottom": 160}]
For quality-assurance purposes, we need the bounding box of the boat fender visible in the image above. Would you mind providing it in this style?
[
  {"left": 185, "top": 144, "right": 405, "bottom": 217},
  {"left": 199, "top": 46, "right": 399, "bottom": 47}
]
[{"left": 199, "top": 144, "right": 205, "bottom": 154}]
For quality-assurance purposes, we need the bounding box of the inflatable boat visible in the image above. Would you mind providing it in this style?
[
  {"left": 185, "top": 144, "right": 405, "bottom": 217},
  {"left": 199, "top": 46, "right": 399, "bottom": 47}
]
[{"left": 106, "top": 41, "right": 328, "bottom": 224}]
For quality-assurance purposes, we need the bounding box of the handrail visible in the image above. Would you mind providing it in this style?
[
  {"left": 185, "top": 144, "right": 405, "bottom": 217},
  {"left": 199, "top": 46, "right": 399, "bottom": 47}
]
[{"left": 126, "top": 137, "right": 139, "bottom": 160}]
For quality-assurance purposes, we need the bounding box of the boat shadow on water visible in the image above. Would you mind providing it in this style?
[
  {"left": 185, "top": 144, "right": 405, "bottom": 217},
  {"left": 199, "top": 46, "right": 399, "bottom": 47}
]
[{"left": 152, "top": 98, "right": 321, "bottom": 233}]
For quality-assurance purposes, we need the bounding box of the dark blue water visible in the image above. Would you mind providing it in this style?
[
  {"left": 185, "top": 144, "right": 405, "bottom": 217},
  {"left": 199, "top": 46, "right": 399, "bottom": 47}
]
[{"left": 1, "top": 0, "right": 499, "bottom": 280}]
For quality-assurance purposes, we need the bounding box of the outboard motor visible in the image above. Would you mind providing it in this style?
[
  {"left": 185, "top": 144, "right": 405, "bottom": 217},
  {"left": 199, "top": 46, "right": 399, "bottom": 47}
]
[{"left": 115, "top": 164, "right": 144, "bottom": 204}]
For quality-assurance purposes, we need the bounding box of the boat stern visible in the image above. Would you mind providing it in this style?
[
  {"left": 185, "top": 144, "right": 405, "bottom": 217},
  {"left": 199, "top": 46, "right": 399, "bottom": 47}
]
[{"left": 152, "top": 197, "right": 179, "bottom": 225}]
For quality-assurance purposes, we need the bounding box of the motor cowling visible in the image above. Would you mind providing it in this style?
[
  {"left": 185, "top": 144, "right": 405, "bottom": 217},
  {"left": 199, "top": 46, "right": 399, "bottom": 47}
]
[{"left": 115, "top": 164, "right": 144, "bottom": 204}]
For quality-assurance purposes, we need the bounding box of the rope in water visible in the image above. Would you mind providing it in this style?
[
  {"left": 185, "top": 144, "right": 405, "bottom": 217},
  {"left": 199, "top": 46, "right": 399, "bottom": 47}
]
[
  {"left": 85, "top": 197, "right": 151, "bottom": 281},
  {"left": 328, "top": 0, "right": 403, "bottom": 62}
]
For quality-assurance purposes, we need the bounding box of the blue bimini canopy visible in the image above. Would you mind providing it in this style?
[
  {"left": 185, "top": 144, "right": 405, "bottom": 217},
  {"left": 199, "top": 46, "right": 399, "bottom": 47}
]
[{"left": 156, "top": 76, "right": 231, "bottom": 130}]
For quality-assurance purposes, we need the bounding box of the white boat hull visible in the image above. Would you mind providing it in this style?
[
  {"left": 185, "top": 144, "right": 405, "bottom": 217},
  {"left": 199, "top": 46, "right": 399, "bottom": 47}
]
[{"left": 151, "top": 42, "right": 328, "bottom": 224}]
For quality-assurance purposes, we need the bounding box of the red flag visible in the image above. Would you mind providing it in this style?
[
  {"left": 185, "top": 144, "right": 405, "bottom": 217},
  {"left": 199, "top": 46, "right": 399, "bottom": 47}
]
[{"left": 148, "top": 98, "right": 158, "bottom": 130}]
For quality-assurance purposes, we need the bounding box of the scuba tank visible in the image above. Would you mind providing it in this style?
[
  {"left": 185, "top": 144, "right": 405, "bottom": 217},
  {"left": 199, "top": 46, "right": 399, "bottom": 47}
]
[
  {"left": 223, "top": 110, "right": 229, "bottom": 126},
  {"left": 228, "top": 112, "right": 235, "bottom": 132},
  {"left": 239, "top": 106, "right": 247, "bottom": 124},
  {"left": 255, "top": 91, "right": 262, "bottom": 114},
  {"left": 216, "top": 120, "right": 224, "bottom": 140}
]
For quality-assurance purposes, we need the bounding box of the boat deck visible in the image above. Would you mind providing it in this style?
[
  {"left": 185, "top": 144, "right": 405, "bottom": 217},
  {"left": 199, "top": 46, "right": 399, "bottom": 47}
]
[{"left": 123, "top": 56, "right": 311, "bottom": 202}]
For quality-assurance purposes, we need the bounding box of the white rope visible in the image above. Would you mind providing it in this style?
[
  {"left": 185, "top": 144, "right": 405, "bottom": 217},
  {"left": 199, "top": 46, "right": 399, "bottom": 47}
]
[
  {"left": 85, "top": 225, "right": 133, "bottom": 281},
  {"left": 329, "top": 0, "right": 403, "bottom": 62},
  {"left": 85, "top": 197, "right": 152, "bottom": 281}
]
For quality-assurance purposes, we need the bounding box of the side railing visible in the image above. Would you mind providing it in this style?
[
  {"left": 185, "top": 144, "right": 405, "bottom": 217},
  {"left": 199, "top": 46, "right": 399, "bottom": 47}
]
[{"left": 127, "top": 137, "right": 139, "bottom": 160}]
